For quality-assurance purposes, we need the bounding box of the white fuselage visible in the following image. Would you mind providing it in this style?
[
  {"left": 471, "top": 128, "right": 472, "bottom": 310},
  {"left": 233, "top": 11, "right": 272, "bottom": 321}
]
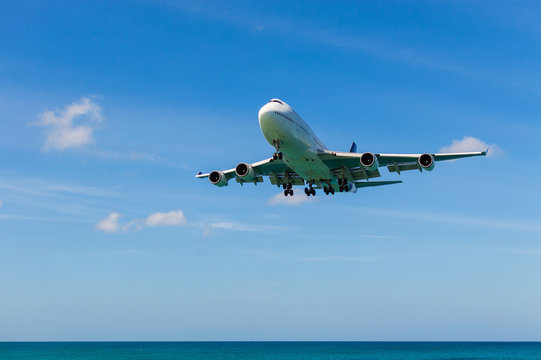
[{"left": 258, "top": 99, "right": 338, "bottom": 185}]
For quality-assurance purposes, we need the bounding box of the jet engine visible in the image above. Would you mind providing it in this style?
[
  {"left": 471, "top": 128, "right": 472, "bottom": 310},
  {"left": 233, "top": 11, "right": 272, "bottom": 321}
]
[
  {"left": 209, "top": 170, "right": 228, "bottom": 187},
  {"left": 418, "top": 153, "right": 435, "bottom": 171},
  {"left": 360, "top": 152, "right": 379, "bottom": 171},
  {"left": 235, "top": 163, "right": 255, "bottom": 181}
]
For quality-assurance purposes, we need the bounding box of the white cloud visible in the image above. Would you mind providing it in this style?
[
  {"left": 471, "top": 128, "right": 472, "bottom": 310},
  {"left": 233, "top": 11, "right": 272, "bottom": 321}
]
[
  {"left": 95, "top": 210, "right": 284, "bottom": 236},
  {"left": 439, "top": 136, "right": 502, "bottom": 157},
  {"left": 96, "top": 209, "right": 188, "bottom": 233},
  {"left": 268, "top": 192, "right": 318, "bottom": 206},
  {"left": 95, "top": 212, "right": 121, "bottom": 233},
  {"left": 145, "top": 210, "right": 187, "bottom": 227},
  {"left": 35, "top": 97, "right": 102, "bottom": 151}
]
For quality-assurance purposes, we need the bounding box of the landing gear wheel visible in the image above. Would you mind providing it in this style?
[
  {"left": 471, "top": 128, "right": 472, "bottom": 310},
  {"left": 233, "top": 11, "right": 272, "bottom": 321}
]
[
  {"left": 282, "top": 183, "right": 287, "bottom": 189},
  {"left": 288, "top": 189, "right": 293, "bottom": 196},
  {"left": 278, "top": 152, "right": 283, "bottom": 160},
  {"left": 330, "top": 187, "right": 335, "bottom": 195},
  {"left": 283, "top": 190, "right": 288, "bottom": 196},
  {"left": 323, "top": 186, "right": 329, "bottom": 195},
  {"left": 304, "top": 187, "right": 310, "bottom": 196},
  {"left": 310, "top": 188, "right": 316, "bottom": 196}
]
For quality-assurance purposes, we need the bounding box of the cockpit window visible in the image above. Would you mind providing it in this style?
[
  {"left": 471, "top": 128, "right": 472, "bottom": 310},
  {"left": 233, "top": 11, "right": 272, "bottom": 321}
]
[{"left": 270, "top": 99, "right": 283, "bottom": 104}]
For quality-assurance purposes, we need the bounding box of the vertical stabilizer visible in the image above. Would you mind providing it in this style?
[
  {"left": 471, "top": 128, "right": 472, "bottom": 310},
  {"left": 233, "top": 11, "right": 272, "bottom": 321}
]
[{"left": 349, "top": 142, "right": 357, "bottom": 153}]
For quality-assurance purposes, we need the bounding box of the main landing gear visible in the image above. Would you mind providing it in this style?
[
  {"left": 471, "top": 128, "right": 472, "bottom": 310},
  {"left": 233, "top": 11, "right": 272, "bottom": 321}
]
[
  {"left": 338, "top": 178, "right": 349, "bottom": 192},
  {"left": 304, "top": 186, "right": 316, "bottom": 197},
  {"left": 323, "top": 186, "right": 335, "bottom": 195},
  {"left": 282, "top": 182, "right": 293, "bottom": 196}
]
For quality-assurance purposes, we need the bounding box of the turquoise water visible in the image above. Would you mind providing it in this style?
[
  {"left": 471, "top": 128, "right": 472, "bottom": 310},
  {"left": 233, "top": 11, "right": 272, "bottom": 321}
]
[{"left": 1, "top": 342, "right": 541, "bottom": 360}]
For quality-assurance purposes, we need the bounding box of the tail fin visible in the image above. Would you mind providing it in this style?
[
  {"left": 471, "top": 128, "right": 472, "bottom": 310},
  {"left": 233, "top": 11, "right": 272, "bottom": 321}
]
[{"left": 349, "top": 141, "right": 357, "bottom": 153}]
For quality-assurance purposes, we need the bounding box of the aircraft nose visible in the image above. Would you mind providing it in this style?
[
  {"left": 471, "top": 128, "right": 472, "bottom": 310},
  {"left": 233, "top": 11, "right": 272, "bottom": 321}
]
[{"left": 258, "top": 103, "right": 275, "bottom": 128}]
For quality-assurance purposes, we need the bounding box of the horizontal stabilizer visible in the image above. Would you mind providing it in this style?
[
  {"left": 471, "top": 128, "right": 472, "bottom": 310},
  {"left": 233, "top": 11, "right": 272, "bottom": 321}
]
[{"left": 354, "top": 180, "right": 402, "bottom": 188}]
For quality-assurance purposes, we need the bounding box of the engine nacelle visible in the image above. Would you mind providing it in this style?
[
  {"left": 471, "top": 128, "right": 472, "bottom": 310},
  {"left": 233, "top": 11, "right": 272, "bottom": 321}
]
[
  {"left": 418, "top": 153, "right": 435, "bottom": 171},
  {"left": 360, "top": 152, "right": 379, "bottom": 171},
  {"left": 235, "top": 163, "right": 255, "bottom": 181},
  {"left": 209, "top": 170, "right": 228, "bottom": 187}
]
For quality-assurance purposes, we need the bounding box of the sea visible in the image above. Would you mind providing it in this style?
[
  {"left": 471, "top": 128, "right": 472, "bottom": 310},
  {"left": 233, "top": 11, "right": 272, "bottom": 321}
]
[{"left": 1, "top": 342, "right": 541, "bottom": 360}]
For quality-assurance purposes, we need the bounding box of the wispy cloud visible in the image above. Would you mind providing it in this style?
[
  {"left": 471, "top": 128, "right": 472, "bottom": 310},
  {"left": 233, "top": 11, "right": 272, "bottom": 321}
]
[
  {"left": 208, "top": 221, "right": 283, "bottom": 232},
  {"left": 0, "top": 213, "right": 84, "bottom": 222},
  {"left": 90, "top": 150, "right": 187, "bottom": 169},
  {"left": 268, "top": 192, "right": 317, "bottom": 206},
  {"left": 199, "top": 219, "right": 289, "bottom": 237},
  {"left": 0, "top": 176, "right": 117, "bottom": 201},
  {"left": 103, "top": 249, "right": 156, "bottom": 256},
  {"left": 439, "top": 136, "right": 502, "bottom": 157},
  {"left": 494, "top": 248, "right": 541, "bottom": 256},
  {"left": 162, "top": 2, "right": 541, "bottom": 94},
  {"left": 163, "top": 2, "right": 468, "bottom": 75},
  {"left": 357, "top": 207, "right": 541, "bottom": 233},
  {"left": 34, "top": 97, "right": 102, "bottom": 151},
  {"left": 299, "top": 256, "right": 380, "bottom": 262},
  {"left": 0, "top": 177, "right": 119, "bottom": 222}
]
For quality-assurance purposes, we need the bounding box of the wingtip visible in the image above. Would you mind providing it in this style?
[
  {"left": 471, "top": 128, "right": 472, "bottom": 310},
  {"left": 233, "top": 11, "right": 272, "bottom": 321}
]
[{"left": 483, "top": 147, "right": 489, "bottom": 156}]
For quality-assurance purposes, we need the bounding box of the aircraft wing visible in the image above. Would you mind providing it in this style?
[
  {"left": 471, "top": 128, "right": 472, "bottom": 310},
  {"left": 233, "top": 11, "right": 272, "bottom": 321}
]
[
  {"left": 195, "top": 158, "right": 306, "bottom": 186},
  {"left": 319, "top": 149, "right": 487, "bottom": 175},
  {"left": 355, "top": 180, "right": 402, "bottom": 188},
  {"left": 196, "top": 149, "right": 486, "bottom": 187}
]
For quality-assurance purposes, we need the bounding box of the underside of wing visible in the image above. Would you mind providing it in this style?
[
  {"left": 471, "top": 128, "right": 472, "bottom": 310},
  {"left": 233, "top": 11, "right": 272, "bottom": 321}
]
[
  {"left": 320, "top": 148, "right": 487, "bottom": 175},
  {"left": 355, "top": 180, "right": 402, "bottom": 188},
  {"left": 378, "top": 150, "right": 487, "bottom": 173},
  {"left": 196, "top": 157, "right": 304, "bottom": 187},
  {"left": 196, "top": 148, "right": 486, "bottom": 188},
  {"left": 250, "top": 158, "right": 306, "bottom": 186},
  {"left": 318, "top": 151, "right": 382, "bottom": 182}
]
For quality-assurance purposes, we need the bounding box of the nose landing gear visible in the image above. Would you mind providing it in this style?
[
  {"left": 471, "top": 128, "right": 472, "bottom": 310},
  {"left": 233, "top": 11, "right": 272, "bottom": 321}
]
[{"left": 272, "top": 139, "right": 283, "bottom": 160}]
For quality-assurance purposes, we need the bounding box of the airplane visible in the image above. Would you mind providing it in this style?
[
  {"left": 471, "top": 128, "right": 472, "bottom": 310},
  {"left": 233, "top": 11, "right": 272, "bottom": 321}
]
[{"left": 196, "top": 99, "right": 487, "bottom": 197}]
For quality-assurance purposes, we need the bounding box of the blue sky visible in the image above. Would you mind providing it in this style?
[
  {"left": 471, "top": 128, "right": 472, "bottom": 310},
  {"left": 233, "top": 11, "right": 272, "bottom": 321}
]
[{"left": 1, "top": 0, "right": 541, "bottom": 341}]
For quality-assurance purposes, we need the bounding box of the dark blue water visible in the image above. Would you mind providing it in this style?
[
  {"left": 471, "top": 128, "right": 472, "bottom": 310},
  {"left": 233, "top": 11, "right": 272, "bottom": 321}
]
[{"left": 1, "top": 342, "right": 541, "bottom": 360}]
